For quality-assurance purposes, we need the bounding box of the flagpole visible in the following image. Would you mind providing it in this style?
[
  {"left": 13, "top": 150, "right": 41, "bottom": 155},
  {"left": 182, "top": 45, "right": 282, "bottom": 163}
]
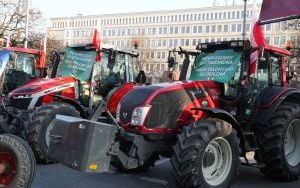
[
  {"left": 24, "top": 0, "right": 30, "bottom": 48},
  {"left": 242, "top": 0, "right": 247, "bottom": 40}
]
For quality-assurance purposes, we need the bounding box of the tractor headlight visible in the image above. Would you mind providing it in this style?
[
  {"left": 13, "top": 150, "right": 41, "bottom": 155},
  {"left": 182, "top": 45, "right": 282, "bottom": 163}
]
[
  {"left": 12, "top": 94, "right": 34, "bottom": 99},
  {"left": 116, "top": 103, "right": 121, "bottom": 122},
  {"left": 131, "top": 106, "right": 151, "bottom": 126}
]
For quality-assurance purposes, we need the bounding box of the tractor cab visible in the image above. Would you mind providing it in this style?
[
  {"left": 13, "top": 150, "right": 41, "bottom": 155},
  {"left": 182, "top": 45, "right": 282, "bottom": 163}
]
[
  {"left": 52, "top": 43, "right": 138, "bottom": 108},
  {"left": 0, "top": 47, "right": 46, "bottom": 95}
]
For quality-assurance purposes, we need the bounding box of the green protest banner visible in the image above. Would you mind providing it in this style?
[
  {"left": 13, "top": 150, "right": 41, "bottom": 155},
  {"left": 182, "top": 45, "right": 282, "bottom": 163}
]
[
  {"left": 189, "top": 49, "right": 242, "bottom": 83},
  {"left": 58, "top": 47, "right": 96, "bottom": 81}
]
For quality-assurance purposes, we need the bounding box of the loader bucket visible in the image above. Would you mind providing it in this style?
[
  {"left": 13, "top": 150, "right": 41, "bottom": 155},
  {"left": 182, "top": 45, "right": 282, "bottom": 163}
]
[{"left": 48, "top": 115, "right": 117, "bottom": 173}]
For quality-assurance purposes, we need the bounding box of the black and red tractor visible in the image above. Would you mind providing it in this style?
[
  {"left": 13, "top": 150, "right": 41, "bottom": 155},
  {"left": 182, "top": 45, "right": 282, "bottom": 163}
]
[
  {"left": 0, "top": 42, "right": 141, "bottom": 163},
  {"left": 48, "top": 40, "right": 300, "bottom": 187}
]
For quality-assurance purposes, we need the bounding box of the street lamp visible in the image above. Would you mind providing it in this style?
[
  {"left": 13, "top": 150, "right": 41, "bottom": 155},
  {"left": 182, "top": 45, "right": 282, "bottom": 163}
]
[
  {"left": 242, "top": 0, "right": 247, "bottom": 40},
  {"left": 24, "top": 0, "right": 30, "bottom": 48}
]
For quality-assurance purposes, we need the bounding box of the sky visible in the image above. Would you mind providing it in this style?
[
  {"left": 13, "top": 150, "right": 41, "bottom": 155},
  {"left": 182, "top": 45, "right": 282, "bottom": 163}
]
[{"left": 31, "top": 0, "right": 255, "bottom": 19}]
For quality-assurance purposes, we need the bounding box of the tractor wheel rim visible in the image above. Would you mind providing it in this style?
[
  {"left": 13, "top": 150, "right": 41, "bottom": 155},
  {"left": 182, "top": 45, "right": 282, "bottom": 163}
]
[
  {"left": 46, "top": 120, "right": 55, "bottom": 147},
  {"left": 0, "top": 151, "right": 17, "bottom": 187},
  {"left": 285, "top": 119, "right": 300, "bottom": 167},
  {"left": 202, "top": 137, "right": 232, "bottom": 186}
]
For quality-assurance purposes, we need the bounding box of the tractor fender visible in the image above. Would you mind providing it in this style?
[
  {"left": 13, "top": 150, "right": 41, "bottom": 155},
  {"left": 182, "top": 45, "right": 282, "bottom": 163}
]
[
  {"left": 194, "top": 107, "right": 239, "bottom": 127},
  {"left": 254, "top": 88, "right": 300, "bottom": 125},
  {"left": 194, "top": 107, "right": 244, "bottom": 149},
  {"left": 53, "top": 95, "right": 87, "bottom": 118}
]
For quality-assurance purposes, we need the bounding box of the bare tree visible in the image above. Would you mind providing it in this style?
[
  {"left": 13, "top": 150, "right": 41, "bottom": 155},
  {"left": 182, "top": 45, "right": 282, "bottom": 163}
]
[{"left": 0, "top": 0, "right": 42, "bottom": 46}]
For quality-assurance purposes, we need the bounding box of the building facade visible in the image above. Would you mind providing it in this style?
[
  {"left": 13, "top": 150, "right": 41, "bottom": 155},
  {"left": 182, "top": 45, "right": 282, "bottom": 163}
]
[{"left": 48, "top": 3, "right": 299, "bottom": 83}]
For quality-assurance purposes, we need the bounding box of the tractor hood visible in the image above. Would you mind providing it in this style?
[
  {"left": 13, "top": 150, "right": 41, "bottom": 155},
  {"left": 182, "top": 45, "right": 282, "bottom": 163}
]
[
  {"left": 9, "top": 76, "right": 77, "bottom": 96},
  {"left": 119, "top": 80, "right": 221, "bottom": 130}
]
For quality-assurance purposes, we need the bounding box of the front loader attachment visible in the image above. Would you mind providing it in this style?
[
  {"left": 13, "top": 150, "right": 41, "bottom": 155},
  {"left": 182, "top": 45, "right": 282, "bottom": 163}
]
[{"left": 48, "top": 115, "right": 117, "bottom": 173}]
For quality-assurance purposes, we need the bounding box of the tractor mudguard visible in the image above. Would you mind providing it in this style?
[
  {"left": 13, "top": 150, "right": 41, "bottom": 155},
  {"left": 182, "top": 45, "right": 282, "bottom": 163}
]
[
  {"left": 192, "top": 107, "right": 239, "bottom": 127},
  {"left": 53, "top": 95, "right": 87, "bottom": 118},
  {"left": 254, "top": 88, "right": 300, "bottom": 125},
  {"left": 192, "top": 107, "right": 244, "bottom": 146}
]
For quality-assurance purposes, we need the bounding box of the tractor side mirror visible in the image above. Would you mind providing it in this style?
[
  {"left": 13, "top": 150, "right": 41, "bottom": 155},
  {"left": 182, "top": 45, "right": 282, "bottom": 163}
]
[
  {"left": 135, "top": 70, "right": 147, "bottom": 84},
  {"left": 167, "top": 56, "right": 175, "bottom": 69},
  {"left": 107, "top": 50, "right": 116, "bottom": 70}
]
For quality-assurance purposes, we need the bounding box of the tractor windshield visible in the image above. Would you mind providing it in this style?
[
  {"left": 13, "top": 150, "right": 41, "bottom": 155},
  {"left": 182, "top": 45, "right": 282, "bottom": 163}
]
[
  {"left": 0, "top": 51, "right": 40, "bottom": 94},
  {"left": 189, "top": 49, "right": 242, "bottom": 83},
  {"left": 57, "top": 47, "right": 96, "bottom": 81}
]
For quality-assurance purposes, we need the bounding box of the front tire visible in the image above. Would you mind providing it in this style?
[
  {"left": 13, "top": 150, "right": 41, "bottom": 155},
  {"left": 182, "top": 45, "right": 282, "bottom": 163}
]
[
  {"left": 171, "top": 118, "right": 241, "bottom": 188},
  {"left": 0, "top": 134, "right": 36, "bottom": 188},
  {"left": 27, "top": 103, "right": 80, "bottom": 164},
  {"left": 255, "top": 102, "right": 300, "bottom": 181}
]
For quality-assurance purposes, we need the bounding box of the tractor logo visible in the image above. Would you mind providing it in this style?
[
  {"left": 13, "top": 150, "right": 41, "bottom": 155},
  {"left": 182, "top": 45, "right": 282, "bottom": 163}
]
[{"left": 122, "top": 112, "right": 128, "bottom": 119}]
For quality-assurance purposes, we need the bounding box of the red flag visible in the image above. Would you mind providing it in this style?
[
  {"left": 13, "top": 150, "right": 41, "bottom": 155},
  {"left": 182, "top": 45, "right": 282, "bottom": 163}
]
[
  {"left": 249, "top": 3, "right": 266, "bottom": 77},
  {"left": 92, "top": 29, "right": 102, "bottom": 62}
]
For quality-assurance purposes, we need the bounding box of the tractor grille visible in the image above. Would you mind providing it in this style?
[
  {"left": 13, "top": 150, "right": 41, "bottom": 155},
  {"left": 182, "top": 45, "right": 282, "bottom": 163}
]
[
  {"left": 9, "top": 98, "right": 32, "bottom": 109},
  {"left": 119, "top": 86, "right": 161, "bottom": 124}
]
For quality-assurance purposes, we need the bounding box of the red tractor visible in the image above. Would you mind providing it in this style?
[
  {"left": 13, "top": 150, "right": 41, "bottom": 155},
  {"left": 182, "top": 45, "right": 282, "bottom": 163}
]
[
  {"left": 48, "top": 40, "right": 300, "bottom": 187},
  {"left": 0, "top": 42, "right": 140, "bottom": 163},
  {"left": 0, "top": 47, "right": 46, "bottom": 95}
]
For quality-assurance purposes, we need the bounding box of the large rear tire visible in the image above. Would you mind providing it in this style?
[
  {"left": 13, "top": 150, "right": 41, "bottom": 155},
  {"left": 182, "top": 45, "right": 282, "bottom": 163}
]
[
  {"left": 255, "top": 102, "right": 300, "bottom": 181},
  {"left": 27, "top": 103, "right": 80, "bottom": 164},
  {"left": 0, "top": 134, "right": 36, "bottom": 188},
  {"left": 171, "top": 118, "right": 241, "bottom": 188}
]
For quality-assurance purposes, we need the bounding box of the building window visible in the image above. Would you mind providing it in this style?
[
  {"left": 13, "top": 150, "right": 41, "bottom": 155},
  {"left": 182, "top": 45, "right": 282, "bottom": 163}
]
[
  {"left": 186, "top": 26, "right": 190, "bottom": 33},
  {"left": 232, "top": 12, "right": 235, "bottom": 19},
  {"left": 211, "top": 13, "right": 214, "bottom": 19},
  {"left": 290, "top": 36, "right": 296, "bottom": 43},
  {"left": 163, "top": 39, "right": 167, "bottom": 46},
  {"left": 170, "top": 27, "right": 174, "bottom": 34},
  {"left": 175, "top": 15, "right": 178, "bottom": 22},
  {"left": 174, "top": 39, "right": 178, "bottom": 46},
  {"left": 205, "top": 25, "right": 210, "bottom": 33},
  {"left": 174, "top": 27, "right": 179, "bottom": 34},
  {"left": 180, "top": 39, "right": 184, "bottom": 46},
  {"left": 224, "top": 24, "right": 229, "bottom": 32},
  {"left": 193, "top": 26, "right": 197, "bottom": 33},
  {"left": 163, "top": 27, "right": 167, "bottom": 34},
  {"left": 265, "top": 37, "right": 271, "bottom": 44},
  {"left": 280, "top": 36, "right": 286, "bottom": 45},
  {"left": 183, "top": 15, "right": 186, "bottom": 21},
  {"left": 198, "top": 26, "right": 203, "bottom": 33},
  {"left": 265, "top": 24, "right": 271, "bottom": 31},
  {"left": 159, "top": 27, "right": 163, "bottom": 34},
  {"left": 169, "top": 39, "right": 173, "bottom": 47},
  {"left": 231, "top": 24, "right": 236, "bottom": 32},
  {"left": 157, "top": 52, "right": 161, "bottom": 59},
  {"left": 237, "top": 24, "right": 242, "bottom": 32},
  {"left": 181, "top": 26, "right": 186, "bottom": 34},
  {"left": 152, "top": 28, "right": 156, "bottom": 35},
  {"left": 215, "top": 13, "right": 218, "bottom": 19},
  {"left": 205, "top": 38, "right": 209, "bottom": 43},
  {"left": 162, "top": 52, "right": 166, "bottom": 59},
  {"left": 219, "top": 12, "right": 222, "bottom": 19},
  {"left": 185, "top": 39, "right": 190, "bottom": 46},
  {"left": 192, "top": 39, "right": 197, "bottom": 46},
  {"left": 275, "top": 23, "right": 280, "bottom": 30},
  {"left": 151, "top": 52, "right": 155, "bottom": 59},
  {"left": 217, "top": 25, "right": 222, "bottom": 32},
  {"left": 197, "top": 38, "right": 201, "bottom": 44},
  {"left": 246, "top": 23, "right": 250, "bottom": 31},
  {"left": 202, "top": 13, "right": 205, "bottom": 20},
  {"left": 211, "top": 25, "right": 216, "bottom": 33},
  {"left": 274, "top": 37, "right": 279, "bottom": 45},
  {"left": 228, "top": 12, "right": 231, "bottom": 19},
  {"left": 206, "top": 13, "right": 209, "bottom": 20},
  {"left": 223, "top": 12, "right": 227, "bottom": 19},
  {"left": 237, "top": 11, "right": 240, "bottom": 19}
]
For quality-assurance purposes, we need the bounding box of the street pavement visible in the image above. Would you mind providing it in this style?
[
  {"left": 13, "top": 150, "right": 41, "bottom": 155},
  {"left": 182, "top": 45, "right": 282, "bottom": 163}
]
[{"left": 32, "top": 158, "right": 300, "bottom": 188}]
